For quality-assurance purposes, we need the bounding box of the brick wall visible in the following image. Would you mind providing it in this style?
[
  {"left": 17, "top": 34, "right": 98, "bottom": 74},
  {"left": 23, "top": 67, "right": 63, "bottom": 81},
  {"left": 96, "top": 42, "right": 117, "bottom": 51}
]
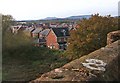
[{"left": 46, "top": 30, "right": 59, "bottom": 49}]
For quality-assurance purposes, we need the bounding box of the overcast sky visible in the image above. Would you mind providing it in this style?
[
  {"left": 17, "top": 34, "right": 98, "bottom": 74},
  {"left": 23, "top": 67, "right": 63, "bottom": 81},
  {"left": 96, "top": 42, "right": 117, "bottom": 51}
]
[{"left": 0, "top": 0, "right": 119, "bottom": 20}]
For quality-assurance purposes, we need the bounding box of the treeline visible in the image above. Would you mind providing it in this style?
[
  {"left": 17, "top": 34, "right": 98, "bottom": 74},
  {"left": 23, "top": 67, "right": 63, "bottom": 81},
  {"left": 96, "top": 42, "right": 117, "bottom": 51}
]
[{"left": 65, "top": 14, "right": 118, "bottom": 60}]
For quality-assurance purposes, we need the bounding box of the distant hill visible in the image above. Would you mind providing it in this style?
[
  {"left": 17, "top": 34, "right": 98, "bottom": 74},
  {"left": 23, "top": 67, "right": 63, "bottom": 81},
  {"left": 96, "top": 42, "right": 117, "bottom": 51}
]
[
  {"left": 17, "top": 15, "right": 92, "bottom": 22},
  {"left": 42, "top": 15, "right": 91, "bottom": 20},
  {"left": 16, "top": 15, "right": 118, "bottom": 22},
  {"left": 43, "top": 17, "right": 58, "bottom": 20},
  {"left": 66, "top": 15, "right": 91, "bottom": 20}
]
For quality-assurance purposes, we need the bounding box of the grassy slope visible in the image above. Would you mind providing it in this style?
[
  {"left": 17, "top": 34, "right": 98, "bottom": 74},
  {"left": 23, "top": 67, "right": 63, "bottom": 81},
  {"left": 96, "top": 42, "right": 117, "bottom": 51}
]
[{"left": 2, "top": 46, "right": 69, "bottom": 81}]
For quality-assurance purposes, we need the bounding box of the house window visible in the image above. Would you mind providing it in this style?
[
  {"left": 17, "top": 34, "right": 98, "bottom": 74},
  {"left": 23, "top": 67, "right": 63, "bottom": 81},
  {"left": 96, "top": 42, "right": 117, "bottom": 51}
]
[
  {"left": 61, "top": 38, "right": 64, "bottom": 42},
  {"left": 59, "top": 44, "right": 67, "bottom": 50},
  {"left": 58, "top": 38, "right": 65, "bottom": 42},
  {"left": 59, "top": 44, "right": 64, "bottom": 49}
]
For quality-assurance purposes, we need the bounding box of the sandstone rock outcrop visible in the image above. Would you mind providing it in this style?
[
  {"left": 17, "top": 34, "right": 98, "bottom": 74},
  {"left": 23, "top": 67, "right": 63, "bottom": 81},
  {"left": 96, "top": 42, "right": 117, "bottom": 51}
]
[{"left": 107, "top": 30, "right": 120, "bottom": 45}]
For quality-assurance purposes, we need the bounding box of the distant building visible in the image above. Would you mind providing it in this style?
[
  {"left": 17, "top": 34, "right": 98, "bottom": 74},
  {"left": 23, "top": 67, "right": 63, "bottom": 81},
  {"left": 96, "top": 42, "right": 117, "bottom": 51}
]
[
  {"left": 11, "top": 25, "right": 28, "bottom": 34},
  {"left": 24, "top": 27, "right": 35, "bottom": 37},
  {"left": 49, "top": 23, "right": 57, "bottom": 28},
  {"left": 31, "top": 28, "right": 42, "bottom": 38},
  {"left": 46, "top": 27, "right": 70, "bottom": 50},
  {"left": 32, "top": 29, "right": 50, "bottom": 47},
  {"left": 39, "top": 29, "right": 50, "bottom": 39}
]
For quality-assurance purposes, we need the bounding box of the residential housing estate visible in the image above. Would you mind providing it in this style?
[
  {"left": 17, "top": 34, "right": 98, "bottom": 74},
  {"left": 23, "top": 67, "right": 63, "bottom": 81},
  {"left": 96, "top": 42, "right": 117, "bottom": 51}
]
[{"left": 10, "top": 22, "right": 77, "bottom": 50}]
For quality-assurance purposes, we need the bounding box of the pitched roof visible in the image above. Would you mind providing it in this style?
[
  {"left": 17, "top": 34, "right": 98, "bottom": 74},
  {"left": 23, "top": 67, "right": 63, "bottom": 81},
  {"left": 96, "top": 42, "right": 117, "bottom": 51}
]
[
  {"left": 40, "top": 29, "right": 50, "bottom": 36},
  {"left": 32, "top": 28, "right": 42, "bottom": 34},
  {"left": 23, "top": 27, "right": 34, "bottom": 32},
  {"left": 29, "top": 27, "right": 35, "bottom": 32},
  {"left": 52, "top": 27, "right": 70, "bottom": 37}
]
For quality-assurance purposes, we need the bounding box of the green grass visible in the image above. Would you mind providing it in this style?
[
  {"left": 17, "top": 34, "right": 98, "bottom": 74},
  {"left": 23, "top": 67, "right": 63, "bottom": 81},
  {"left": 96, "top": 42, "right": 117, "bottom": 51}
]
[{"left": 2, "top": 46, "right": 69, "bottom": 81}]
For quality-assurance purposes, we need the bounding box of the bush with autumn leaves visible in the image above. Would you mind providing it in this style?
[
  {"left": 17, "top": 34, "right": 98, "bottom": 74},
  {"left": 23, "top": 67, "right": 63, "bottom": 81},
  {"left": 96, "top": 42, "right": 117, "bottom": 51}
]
[{"left": 65, "top": 14, "right": 118, "bottom": 60}]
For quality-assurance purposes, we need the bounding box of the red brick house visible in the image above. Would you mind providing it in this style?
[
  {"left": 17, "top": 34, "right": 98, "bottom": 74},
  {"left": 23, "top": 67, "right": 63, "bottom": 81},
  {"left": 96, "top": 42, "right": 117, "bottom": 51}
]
[
  {"left": 46, "top": 27, "right": 70, "bottom": 50},
  {"left": 34, "top": 29, "right": 50, "bottom": 47}
]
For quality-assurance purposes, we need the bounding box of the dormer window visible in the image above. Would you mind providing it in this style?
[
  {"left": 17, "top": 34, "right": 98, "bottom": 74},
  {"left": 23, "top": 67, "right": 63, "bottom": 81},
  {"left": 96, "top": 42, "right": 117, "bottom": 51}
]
[{"left": 61, "top": 29, "right": 66, "bottom": 36}]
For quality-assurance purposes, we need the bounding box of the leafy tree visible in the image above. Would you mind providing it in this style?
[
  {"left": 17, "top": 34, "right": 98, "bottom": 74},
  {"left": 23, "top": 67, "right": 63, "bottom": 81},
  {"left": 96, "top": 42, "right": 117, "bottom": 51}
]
[
  {"left": 2, "top": 15, "right": 15, "bottom": 35},
  {"left": 65, "top": 14, "right": 118, "bottom": 60},
  {"left": 2, "top": 14, "right": 32, "bottom": 50}
]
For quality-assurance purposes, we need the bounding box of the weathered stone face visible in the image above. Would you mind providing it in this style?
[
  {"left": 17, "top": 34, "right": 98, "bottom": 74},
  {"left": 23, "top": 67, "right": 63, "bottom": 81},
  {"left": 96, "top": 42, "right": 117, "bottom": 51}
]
[{"left": 107, "top": 30, "right": 120, "bottom": 45}]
